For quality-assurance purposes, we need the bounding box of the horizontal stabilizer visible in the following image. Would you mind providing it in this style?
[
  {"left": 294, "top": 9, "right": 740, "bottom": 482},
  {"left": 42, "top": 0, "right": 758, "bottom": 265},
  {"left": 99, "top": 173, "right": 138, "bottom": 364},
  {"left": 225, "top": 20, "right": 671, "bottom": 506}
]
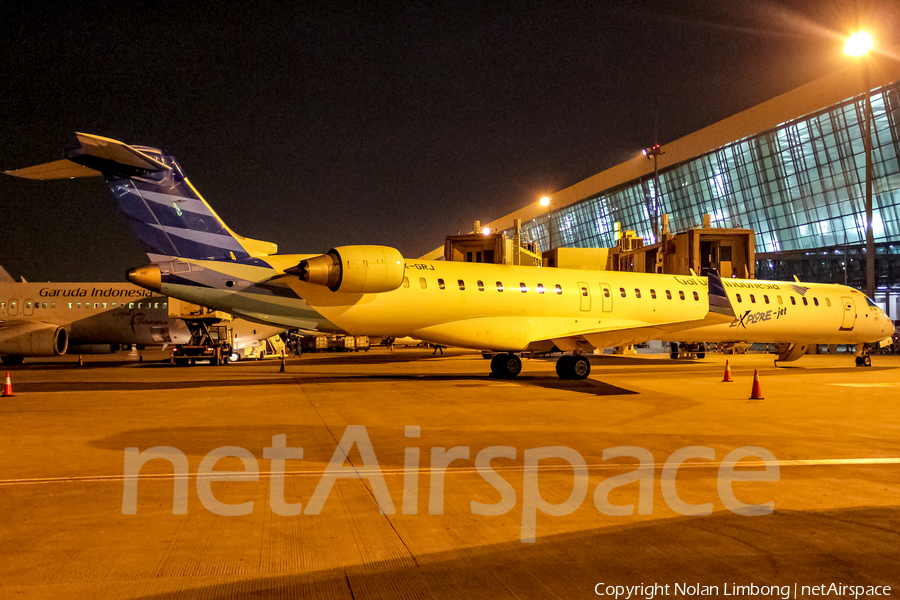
[
  {"left": 5, "top": 159, "right": 102, "bottom": 180},
  {"left": 72, "top": 132, "right": 171, "bottom": 174},
  {"left": 4, "top": 133, "right": 171, "bottom": 180}
]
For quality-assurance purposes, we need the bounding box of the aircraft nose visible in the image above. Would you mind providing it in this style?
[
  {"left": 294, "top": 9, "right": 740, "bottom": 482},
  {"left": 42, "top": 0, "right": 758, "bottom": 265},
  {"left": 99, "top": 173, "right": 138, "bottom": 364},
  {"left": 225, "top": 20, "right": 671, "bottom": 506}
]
[{"left": 127, "top": 264, "right": 162, "bottom": 293}]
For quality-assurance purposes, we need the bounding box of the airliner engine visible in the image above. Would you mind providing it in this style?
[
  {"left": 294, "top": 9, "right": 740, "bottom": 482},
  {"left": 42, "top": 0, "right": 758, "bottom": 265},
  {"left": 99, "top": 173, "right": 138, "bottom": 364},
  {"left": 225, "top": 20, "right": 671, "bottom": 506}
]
[
  {"left": 288, "top": 245, "right": 405, "bottom": 293},
  {"left": 0, "top": 322, "right": 68, "bottom": 357}
]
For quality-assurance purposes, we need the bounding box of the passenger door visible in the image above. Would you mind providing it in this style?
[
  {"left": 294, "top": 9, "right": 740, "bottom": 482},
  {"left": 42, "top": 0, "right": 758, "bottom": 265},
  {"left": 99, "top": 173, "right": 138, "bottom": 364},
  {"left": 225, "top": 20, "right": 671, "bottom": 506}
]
[{"left": 839, "top": 296, "right": 856, "bottom": 331}]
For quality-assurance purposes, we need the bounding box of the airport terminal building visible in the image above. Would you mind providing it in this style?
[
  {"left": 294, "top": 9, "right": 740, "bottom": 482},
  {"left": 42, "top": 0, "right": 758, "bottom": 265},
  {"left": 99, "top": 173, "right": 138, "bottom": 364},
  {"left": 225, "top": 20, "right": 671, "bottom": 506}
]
[{"left": 456, "top": 48, "right": 900, "bottom": 317}]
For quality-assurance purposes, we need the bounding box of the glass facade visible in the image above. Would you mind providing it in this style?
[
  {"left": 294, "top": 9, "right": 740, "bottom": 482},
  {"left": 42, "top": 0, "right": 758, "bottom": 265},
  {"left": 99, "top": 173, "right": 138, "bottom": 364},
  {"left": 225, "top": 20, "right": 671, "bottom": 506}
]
[{"left": 516, "top": 82, "right": 900, "bottom": 258}]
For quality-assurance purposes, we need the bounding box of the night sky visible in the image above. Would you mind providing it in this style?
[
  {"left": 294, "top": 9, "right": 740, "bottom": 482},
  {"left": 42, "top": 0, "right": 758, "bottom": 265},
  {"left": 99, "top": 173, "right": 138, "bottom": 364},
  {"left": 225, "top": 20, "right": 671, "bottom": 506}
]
[{"left": 2, "top": 1, "right": 898, "bottom": 282}]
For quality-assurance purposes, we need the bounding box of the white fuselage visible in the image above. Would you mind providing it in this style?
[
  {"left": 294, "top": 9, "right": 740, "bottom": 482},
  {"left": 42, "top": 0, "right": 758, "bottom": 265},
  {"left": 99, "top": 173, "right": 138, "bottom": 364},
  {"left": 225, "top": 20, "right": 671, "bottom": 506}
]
[
  {"left": 0, "top": 282, "right": 284, "bottom": 353},
  {"left": 283, "top": 260, "right": 892, "bottom": 352}
]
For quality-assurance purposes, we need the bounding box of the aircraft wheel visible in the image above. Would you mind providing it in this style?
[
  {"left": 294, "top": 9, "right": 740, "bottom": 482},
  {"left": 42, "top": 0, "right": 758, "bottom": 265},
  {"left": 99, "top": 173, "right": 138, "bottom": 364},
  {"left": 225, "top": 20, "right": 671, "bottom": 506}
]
[
  {"left": 491, "top": 353, "right": 521, "bottom": 378},
  {"left": 669, "top": 342, "right": 679, "bottom": 359},
  {"left": 556, "top": 355, "right": 575, "bottom": 379},
  {"left": 863, "top": 355, "right": 872, "bottom": 367},
  {"left": 572, "top": 355, "right": 591, "bottom": 379},
  {"left": 229, "top": 353, "right": 240, "bottom": 362}
]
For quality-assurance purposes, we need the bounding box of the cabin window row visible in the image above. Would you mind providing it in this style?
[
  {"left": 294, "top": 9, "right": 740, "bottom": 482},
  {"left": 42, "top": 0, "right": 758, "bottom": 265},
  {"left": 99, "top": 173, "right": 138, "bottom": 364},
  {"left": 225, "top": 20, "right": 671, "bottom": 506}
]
[
  {"left": 733, "top": 293, "right": 829, "bottom": 307},
  {"left": 0, "top": 301, "right": 166, "bottom": 311},
  {"left": 608, "top": 287, "right": 700, "bottom": 302},
  {"left": 402, "top": 278, "right": 565, "bottom": 294}
]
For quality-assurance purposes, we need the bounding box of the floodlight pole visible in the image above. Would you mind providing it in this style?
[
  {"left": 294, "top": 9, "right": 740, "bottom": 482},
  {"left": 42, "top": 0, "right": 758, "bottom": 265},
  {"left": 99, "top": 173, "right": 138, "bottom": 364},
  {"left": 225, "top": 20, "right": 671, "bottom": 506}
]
[{"left": 863, "top": 60, "right": 875, "bottom": 300}]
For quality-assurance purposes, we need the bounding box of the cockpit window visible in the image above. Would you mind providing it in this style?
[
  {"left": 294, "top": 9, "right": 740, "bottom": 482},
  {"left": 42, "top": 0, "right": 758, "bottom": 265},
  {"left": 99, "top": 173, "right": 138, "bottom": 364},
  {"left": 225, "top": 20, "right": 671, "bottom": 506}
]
[{"left": 865, "top": 296, "right": 879, "bottom": 308}]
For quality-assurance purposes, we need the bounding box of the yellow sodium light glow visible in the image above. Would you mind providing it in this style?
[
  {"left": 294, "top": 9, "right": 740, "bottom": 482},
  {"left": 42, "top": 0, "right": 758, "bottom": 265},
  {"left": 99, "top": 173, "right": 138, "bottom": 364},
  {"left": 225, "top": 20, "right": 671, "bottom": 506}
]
[{"left": 844, "top": 32, "right": 873, "bottom": 57}]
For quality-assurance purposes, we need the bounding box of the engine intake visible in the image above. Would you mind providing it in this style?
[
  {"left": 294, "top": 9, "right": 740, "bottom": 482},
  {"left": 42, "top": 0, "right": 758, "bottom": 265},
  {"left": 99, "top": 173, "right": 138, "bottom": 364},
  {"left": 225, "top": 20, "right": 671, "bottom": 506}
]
[
  {"left": 0, "top": 323, "right": 68, "bottom": 357},
  {"left": 288, "top": 245, "right": 405, "bottom": 294}
]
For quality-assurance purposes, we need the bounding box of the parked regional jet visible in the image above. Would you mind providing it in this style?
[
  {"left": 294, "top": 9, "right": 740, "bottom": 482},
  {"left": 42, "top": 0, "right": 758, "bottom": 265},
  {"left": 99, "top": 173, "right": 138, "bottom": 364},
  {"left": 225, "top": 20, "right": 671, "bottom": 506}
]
[
  {"left": 5, "top": 134, "right": 894, "bottom": 377},
  {"left": 0, "top": 271, "right": 284, "bottom": 365}
]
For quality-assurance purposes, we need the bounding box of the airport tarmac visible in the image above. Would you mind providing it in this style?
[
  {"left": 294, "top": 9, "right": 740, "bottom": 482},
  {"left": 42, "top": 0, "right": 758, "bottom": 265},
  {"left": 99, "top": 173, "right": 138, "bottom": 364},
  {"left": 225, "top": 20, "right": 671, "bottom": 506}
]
[{"left": 1, "top": 347, "right": 898, "bottom": 599}]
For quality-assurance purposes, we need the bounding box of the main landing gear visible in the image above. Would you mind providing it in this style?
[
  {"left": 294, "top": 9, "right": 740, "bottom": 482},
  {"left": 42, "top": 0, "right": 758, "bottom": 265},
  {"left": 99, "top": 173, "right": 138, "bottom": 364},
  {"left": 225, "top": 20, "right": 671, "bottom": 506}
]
[
  {"left": 488, "top": 352, "right": 591, "bottom": 380},
  {"left": 556, "top": 354, "right": 591, "bottom": 380},
  {"left": 490, "top": 353, "right": 522, "bottom": 379}
]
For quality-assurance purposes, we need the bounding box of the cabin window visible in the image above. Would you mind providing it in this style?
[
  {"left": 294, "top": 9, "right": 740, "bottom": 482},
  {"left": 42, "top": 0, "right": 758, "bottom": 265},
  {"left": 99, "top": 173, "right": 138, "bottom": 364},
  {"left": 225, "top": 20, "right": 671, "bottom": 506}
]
[
  {"left": 764, "top": 295, "right": 770, "bottom": 304},
  {"left": 620, "top": 287, "right": 626, "bottom": 298},
  {"left": 496, "top": 282, "right": 504, "bottom": 292},
  {"left": 43, "top": 302, "right": 49, "bottom": 308},
  {"left": 102, "top": 303, "right": 108, "bottom": 309},
  {"left": 634, "top": 288, "right": 641, "bottom": 298},
  {"left": 402, "top": 277, "right": 410, "bottom": 288},
  {"left": 693, "top": 291, "right": 699, "bottom": 301},
  {"left": 51, "top": 302, "right": 55, "bottom": 308},
  {"left": 458, "top": 279, "right": 465, "bottom": 291},
  {"left": 129, "top": 303, "right": 134, "bottom": 309},
  {"left": 790, "top": 296, "right": 796, "bottom": 305},
  {"left": 825, "top": 298, "right": 831, "bottom": 307},
  {"left": 25, "top": 301, "right": 32, "bottom": 310},
  {"left": 813, "top": 297, "right": 819, "bottom": 306},
  {"left": 678, "top": 291, "right": 685, "bottom": 300},
  {"left": 137, "top": 303, "right": 142, "bottom": 309},
  {"left": 77, "top": 303, "right": 82, "bottom": 309},
  {"left": 802, "top": 297, "right": 808, "bottom": 306},
  {"left": 419, "top": 278, "right": 427, "bottom": 289},
  {"left": 162, "top": 303, "right": 167, "bottom": 308},
  {"left": 665, "top": 290, "right": 672, "bottom": 300},
  {"left": 603, "top": 287, "right": 610, "bottom": 297},
  {"left": 650, "top": 289, "right": 657, "bottom": 299},
  {"left": 477, "top": 280, "right": 485, "bottom": 291},
  {"left": 777, "top": 296, "right": 783, "bottom": 305},
  {"left": 520, "top": 283, "right": 527, "bottom": 293},
  {"left": 736, "top": 293, "right": 742, "bottom": 303},
  {"left": 67, "top": 303, "right": 72, "bottom": 309},
  {"left": 750, "top": 295, "right": 756, "bottom": 303},
  {"left": 555, "top": 285, "right": 562, "bottom": 295},
  {"left": 537, "top": 284, "right": 545, "bottom": 294},
  {"left": 438, "top": 278, "right": 445, "bottom": 290},
  {"left": 581, "top": 286, "right": 588, "bottom": 297},
  {"left": 112, "top": 303, "right": 117, "bottom": 308}
]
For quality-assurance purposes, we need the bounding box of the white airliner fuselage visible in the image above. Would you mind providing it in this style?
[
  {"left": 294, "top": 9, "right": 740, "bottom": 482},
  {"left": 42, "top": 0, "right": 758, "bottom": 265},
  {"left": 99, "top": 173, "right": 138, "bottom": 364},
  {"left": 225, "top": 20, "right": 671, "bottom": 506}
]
[
  {"left": 0, "top": 280, "right": 283, "bottom": 364},
  {"left": 5, "top": 133, "right": 894, "bottom": 378}
]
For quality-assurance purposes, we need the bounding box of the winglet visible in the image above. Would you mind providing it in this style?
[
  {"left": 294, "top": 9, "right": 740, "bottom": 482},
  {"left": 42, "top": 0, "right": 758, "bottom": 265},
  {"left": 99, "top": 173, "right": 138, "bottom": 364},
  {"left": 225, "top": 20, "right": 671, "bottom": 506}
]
[{"left": 707, "top": 269, "right": 735, "bottom": 319}]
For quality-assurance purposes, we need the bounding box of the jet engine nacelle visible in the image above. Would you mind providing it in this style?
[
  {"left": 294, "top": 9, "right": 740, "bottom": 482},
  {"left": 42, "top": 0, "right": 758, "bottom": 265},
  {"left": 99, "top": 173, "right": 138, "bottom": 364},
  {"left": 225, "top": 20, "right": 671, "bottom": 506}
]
[
  {"left": 0, "top": 322, "right": 68, "bottom": 357},
  {"left": 289, "top": 245, "right": 405, "bottom": 293}
]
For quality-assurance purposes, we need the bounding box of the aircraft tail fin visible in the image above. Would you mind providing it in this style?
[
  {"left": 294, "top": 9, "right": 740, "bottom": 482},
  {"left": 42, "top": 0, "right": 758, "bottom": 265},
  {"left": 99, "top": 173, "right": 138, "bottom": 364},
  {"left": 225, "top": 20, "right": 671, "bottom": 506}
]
[
  {"left": 707, "top": 269, "right": 735, "bottom": 319},
  {"left": 4, "top": 133, "right": 277, "bottom": 262},
  {"left": 0, "top": 266, "right": 15, "bottom": 283}
]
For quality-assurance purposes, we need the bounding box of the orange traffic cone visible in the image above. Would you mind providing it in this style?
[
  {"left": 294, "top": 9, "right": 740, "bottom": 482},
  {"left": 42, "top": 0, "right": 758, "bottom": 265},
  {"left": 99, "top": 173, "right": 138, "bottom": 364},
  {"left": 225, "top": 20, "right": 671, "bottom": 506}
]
[
  {"left": 749, "top": 369, "right": 764, "bottom": 399},
  {"left": 2, "top": 372, "right": 13, "bottom": 397},
  {"left": 78, "top": 354, "right": 84, "bottom": 366},
  {"left": 723, "top": 360, "right": 734, "bottom": 382}
]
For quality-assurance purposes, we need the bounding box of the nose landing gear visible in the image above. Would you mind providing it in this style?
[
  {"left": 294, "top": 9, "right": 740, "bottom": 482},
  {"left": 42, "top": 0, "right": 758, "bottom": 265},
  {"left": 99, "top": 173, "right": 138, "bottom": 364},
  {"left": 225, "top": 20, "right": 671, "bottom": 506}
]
[{"left": 855, "top": 346, "right": 872, "bottom": 367}]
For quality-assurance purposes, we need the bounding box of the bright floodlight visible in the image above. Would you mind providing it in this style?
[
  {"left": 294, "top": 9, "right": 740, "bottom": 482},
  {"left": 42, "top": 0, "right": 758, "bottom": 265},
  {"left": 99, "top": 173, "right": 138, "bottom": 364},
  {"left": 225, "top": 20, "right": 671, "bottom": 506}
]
[
  {"left": 540, "top": 196, "right": 551, "bottom": 207},
  {"left": 482, "top": 226, "right": 491, "bottom": 235},
  {"left": 845, "top": 32, "right": 873, "bottom": 57}
]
